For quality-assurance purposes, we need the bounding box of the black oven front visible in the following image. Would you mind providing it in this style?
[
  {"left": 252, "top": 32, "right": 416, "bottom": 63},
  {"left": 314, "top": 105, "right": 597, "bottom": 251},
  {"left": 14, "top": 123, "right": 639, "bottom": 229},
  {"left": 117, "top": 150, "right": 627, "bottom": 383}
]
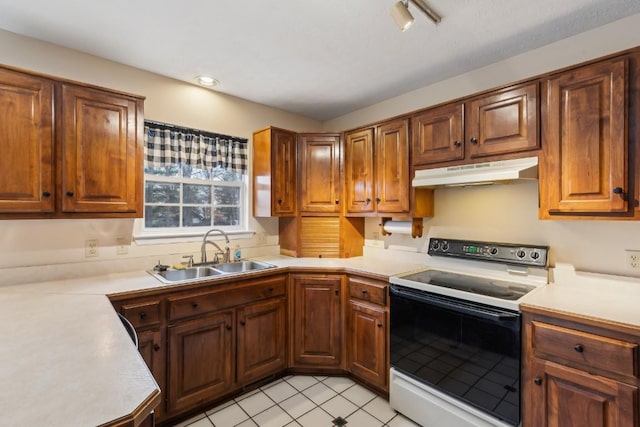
[{"left": 390, "top": 284, "right": 521, "bottom": 426}]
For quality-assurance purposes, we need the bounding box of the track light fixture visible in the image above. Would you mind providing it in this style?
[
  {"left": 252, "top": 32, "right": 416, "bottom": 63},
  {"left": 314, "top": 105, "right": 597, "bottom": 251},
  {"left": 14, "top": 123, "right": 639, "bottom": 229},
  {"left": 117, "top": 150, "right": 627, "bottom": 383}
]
[{"left": 390, "top": 0, "right": 441, "bottom": 31}]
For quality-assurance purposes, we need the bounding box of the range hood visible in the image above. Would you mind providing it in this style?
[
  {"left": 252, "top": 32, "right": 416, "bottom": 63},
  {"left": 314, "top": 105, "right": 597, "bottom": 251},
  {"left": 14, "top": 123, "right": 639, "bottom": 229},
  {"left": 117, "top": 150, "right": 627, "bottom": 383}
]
[{"left": 412, "top": 156, "right": 538, "bottom": 188}]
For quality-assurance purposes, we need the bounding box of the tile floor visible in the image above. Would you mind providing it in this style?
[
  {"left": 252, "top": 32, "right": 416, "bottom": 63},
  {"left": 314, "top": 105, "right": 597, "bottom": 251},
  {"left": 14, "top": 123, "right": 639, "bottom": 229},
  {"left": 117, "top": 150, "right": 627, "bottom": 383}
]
[{"left": 171, "top": 375, "right": 420, "bottom": 427}]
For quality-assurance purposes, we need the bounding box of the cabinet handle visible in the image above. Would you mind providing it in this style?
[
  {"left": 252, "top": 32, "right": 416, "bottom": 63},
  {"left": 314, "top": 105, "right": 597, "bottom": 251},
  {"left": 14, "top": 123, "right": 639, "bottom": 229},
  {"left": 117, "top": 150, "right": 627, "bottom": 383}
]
[
  {"left": 42, "top": 191, "right": 51, "bottom": 197},
  {"left": 268, "top": 287, "right": 274, "bottom": 293},
  {"left": 139, "top": 312, "right": 146, "bottom": 319},
  {"left": 365, "top": 198, "right": 371, "bottom": 204},
  {"left": 361, "top": 289, "right": 368, "bottom": 294},
  {"left": 66, "top": 191, "right": 74, "bottom": 197},
  {"left": 240, "top": 320, "right": 246, "bottom": 326},
  {"left": 453, "top": 140, "right": 461, "bottom": 147},
  {"left": 335, "top": 199, "right": 339, "bottom": 205},
  {"left": 375, "top": 197, "right": 381, "bottom": 204},
  {"left": 377, "top": 322, "right": 383, "bottom": 328},
  {"left": 277, "top": 199, "right": 282, "bottom": 204},
  {"left": 226, "top": 324, "right": 232, "bottom": 330},
  {"left": 153, "top": 344, "right": 160, "bottom": 352},
  {"left": 335, "top": 289, "right": 339, "bottom": 296},
  {"left": 534, "top": 377, "right": 542, "bottom": 386},
  {"left": 574, "top": 344, "right": 584, "bottom": 353},
  {"left": 191, "top": 302, "right": 199, "bottom": 309},
  {"left": 470, "top": 137, "right": 478, "bottom": 145}
]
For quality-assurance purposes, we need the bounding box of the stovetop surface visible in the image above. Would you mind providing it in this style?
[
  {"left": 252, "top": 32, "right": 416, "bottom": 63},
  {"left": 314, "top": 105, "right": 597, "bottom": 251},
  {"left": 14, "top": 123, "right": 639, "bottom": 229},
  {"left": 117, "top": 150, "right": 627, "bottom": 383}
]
[{"left": 398, "top": 269, "right": 537, "bottom": 301}]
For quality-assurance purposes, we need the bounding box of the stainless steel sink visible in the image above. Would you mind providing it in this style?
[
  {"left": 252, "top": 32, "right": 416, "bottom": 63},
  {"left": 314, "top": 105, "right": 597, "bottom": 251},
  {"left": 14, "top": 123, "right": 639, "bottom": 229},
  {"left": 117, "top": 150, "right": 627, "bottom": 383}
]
[
  {"left": 148, "top": 260, "right": 276, "bottom": 284},
  {"left": 212, "top": 260, "right": 275, "bottom": 273},
  {"left": 151, "top": 266, "right": 223, "bottom": 283}
]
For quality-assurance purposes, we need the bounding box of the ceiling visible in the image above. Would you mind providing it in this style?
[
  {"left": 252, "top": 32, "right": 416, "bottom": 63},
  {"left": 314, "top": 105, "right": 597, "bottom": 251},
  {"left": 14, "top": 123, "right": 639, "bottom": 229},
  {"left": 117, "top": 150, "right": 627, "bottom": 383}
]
[{"left": 0, "top": 1, "right": 639, "bottom": 121}]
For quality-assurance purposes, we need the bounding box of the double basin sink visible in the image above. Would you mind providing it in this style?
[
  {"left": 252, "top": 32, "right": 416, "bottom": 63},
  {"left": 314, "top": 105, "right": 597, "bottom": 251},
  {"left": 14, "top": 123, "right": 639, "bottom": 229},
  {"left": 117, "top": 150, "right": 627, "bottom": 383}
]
[{"left": 149, "top": 260, "right": 276, "bottom": 284}]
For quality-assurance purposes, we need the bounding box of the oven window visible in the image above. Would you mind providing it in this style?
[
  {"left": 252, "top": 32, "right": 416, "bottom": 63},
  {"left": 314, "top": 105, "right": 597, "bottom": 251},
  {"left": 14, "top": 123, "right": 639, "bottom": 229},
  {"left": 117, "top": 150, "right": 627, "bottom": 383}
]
[{"left": 390, "top": 287, "right": 521, "bottom": 425}]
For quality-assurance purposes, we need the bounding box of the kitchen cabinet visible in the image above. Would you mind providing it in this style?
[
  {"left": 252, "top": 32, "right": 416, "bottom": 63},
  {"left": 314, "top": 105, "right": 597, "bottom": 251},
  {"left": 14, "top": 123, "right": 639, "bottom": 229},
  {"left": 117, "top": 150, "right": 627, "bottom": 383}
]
[
  {"left": 344, "top": 119, "right": 433, "bottom": 217},
  {"left": 252, "top": 126, "right": 297, "bottom": 217},
  {"left": 522, "top": 308, "right": 640, "bottom": 427},
  {"left": 412, "top": 82, "right": 538, "bottom": 166},
  {"left": 290, "top": 274, "right": 344, "bottom": 369},
  {"left": 298, "top": 133, "right": 342, "bottom": 214},
  {"left": 347, "top": 276, "right": 388, "bottom": 392},
  {"left": 539, "top": 56, "right": 637, "bottom": 218},
  {"left": 0, "top": 65, "right": 144, "bottom": 218}
]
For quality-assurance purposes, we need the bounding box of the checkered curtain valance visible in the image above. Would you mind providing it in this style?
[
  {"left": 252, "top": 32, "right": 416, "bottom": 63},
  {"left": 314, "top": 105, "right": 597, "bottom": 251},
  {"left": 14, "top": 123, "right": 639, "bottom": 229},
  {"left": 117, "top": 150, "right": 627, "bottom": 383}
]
[{"left": 144, "top": 121, "right": 248, "bottom": 174}]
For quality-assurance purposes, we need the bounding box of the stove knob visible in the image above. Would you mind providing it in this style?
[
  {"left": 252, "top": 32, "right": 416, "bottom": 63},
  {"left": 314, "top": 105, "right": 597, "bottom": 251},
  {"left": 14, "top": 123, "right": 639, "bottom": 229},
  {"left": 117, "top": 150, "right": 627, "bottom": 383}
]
[
  {"left": 531, "top": 251, "right": 540, "bottom": 260},
  {"left": 489, "top": 247, "right": 498, "bottom": 255},
  {"left": 431, "top": 241, "right": 440, "bottom": 251},
  {"left": 442, "top": 242, "right": 449, "bottom": 251},
  {"left": 516, "top": 249, "right": 526, "bottom": 259}
]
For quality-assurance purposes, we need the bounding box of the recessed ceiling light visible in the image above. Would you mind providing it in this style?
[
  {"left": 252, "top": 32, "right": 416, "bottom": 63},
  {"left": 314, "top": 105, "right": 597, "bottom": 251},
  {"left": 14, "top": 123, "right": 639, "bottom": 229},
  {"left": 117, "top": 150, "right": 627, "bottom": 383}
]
[{"left": 196, "top": 76, "right": 219, "bottom": 87}]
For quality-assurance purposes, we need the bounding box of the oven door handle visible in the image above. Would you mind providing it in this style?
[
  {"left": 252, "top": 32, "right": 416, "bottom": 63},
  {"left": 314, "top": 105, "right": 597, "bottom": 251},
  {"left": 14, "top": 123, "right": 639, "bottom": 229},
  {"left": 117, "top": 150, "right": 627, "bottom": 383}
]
[{"left": 390, "top": 285, "right": 518, "bottom": 322}]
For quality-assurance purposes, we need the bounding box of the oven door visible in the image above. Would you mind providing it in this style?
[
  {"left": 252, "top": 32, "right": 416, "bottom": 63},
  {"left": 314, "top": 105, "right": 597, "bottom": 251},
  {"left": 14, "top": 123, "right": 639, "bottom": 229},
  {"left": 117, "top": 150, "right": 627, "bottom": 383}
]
[{"left": 390, "top": 285, "right": 521, "bottom": 426}]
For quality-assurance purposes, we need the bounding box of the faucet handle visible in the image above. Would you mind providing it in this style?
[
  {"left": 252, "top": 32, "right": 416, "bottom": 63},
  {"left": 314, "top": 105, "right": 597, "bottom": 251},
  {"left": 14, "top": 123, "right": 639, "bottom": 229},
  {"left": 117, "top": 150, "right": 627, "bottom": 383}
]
[{"left": 182, "top": 255, "right": 194, "bottom": 267}]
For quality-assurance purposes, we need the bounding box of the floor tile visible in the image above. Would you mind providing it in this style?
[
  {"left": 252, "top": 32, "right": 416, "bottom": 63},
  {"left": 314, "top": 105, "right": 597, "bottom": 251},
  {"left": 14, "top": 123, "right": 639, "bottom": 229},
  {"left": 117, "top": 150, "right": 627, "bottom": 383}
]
[
  {"left": 236, "top": 387, "right": 262, "bottom": 401},
  {"left": 236, "top": 419, "right": 259, "bottom": 427},
  {"left": 322, "top": 376, "right": 356, "bottom": 393},
  {"left": 363, "top": 396, "right": 397, "bottom": 424},
  {"left": 386, "top": 413, "right": 421, "bottom": 426},
  {"left": 285, "top": 375, "right": 319, "bottom": 391},
  {"left": 279, "top": 392, "right": 317, "bottom": 419},
  {"left": 207, "top": 403, "right": 249, "bottom": 426},
  {"left": 237, "top": 391, "right": 277, "bottom": 417},
  {"left": 320, "top": 395, "right": 358, "bottom": 418},
  {"left": 341, "top": 383, "right": 377, "bottom": 407},
  {"left": 301, "top": 382, "right": 338, "bottom": 405},
  {"left": 314, "top": 376, "right": 328, "bottom": 381},
  {"left": 263, "top": 379, "right": 300, "bottom": 403},
  {"left": 185, "top": 417, "right": 214, "bottom": 427},
  {"left": 172, "top": 413, "right": 209, "bottom": 427},
  {"left": 252, "top": 405, "right": 294, "bottom": 427},
  {"left": 296, "top": 407, "right": 334, "bottom": 427},
  {"left": 345, "top": 409, "right": 383, "bottom": 427},
  {"left": 205, "top": 398, "right": 235, "bottom": 415}
]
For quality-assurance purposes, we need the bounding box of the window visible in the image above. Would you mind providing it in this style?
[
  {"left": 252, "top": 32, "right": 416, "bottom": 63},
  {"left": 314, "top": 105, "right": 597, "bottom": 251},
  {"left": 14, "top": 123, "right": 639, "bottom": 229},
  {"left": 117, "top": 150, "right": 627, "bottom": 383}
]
[
  {"left": 144, "top": 164, "right": 245, "bottom": 232},
  {"left": 139, "top": 121, "right": 249, "bottom": 238}
]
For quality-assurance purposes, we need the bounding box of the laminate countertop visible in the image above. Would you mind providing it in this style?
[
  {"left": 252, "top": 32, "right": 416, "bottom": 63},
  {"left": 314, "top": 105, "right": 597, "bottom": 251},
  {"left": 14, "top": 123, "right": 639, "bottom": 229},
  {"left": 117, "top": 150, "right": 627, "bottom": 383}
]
[{"left": 0, "top": 255, "right": 426, "bottom": 427}]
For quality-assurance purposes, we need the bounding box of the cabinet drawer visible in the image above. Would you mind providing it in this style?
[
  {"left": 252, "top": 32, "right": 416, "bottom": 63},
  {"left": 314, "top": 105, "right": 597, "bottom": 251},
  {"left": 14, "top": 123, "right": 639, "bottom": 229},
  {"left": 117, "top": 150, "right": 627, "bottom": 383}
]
[
  {"left": 532, "top": 321, "right": 638, "bottom": 378},
  {"left": 121, "top": 300, "right": 161, "bottom": 329},
  {"left": 348, "top": 278, "right": 387, "bottom": 306},
  {"left": 168, "top": 276, "right": 286, "bottom": 322}
]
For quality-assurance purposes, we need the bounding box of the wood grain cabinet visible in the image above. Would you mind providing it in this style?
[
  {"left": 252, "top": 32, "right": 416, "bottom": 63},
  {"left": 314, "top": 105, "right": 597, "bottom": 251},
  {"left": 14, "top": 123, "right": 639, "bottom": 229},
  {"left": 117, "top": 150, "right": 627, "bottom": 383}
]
[
  {"left": 522, "top": 309, "right": 640, "bottom": 427},
  {"left": 344, "top": 119, "right": 432, "bottom": 217},
  {"left": 252, "top": 126, "right": 297, "bottom": 217},
  {"left": 347, "top": 276, "right": 388, "bottom": 392},
  {"left": 0, "top": 65, "right": 144, "bottom": 218},
  {"left": 539, "top": 56, "right": 636, "bottom": 218},
  {"left": 290, "top": 274, "right": 344, "bottom": 369},
  {"left": 298, "top": 133, "right": 342, "bottom": 214},
  {"left": 412, "top": 83, "right": 539, "bottom": 167}
]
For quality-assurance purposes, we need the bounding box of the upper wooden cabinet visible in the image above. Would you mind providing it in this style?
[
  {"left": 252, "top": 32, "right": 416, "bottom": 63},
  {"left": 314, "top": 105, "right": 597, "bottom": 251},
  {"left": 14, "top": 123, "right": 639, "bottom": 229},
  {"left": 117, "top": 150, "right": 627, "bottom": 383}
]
[
  {"left": 412, "top": 83, "right": 539, "bottom": 167},
  {"left": 298, "top": 133, "right": 341, "bottom": 214},
  {"left": 539, "top": 57, "right": 633, "bottom": 218},
  {"left": 252, "top": 126, "right": 297, "bottom": 217},
  {"left": 0, "top": 65, "right": 144, "bottom": 219}
]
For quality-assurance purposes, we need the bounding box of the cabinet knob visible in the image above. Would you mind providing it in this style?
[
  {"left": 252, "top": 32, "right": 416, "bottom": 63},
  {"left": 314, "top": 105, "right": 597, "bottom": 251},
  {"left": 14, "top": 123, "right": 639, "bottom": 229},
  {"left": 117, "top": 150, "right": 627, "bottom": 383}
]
[
  {"left": 361, "top": 289, "right": 368, "bottom": 294},
  {"left": 375, "top": 197, "right": 381, "bottom": 204},
  {"left": 192, "top": 302, "right": 199, "bottom": 309},
  {"left": 470, "top": 137, "right": 478, "bottom": 145},
  {"left": 335, "top": 289, "right": 339, "bottom": 296},
  {"left": 377, "top": 322, "right": 383, "bottom": 328},
  {"left": 613, "top": 187, "right": 623, "bottom": 195},
  {"left": 66, "top": 191, "right": 74, "bottom": 197},
  {"left": 268, "top": 287, "right": 274, "bottom": 293},
  {"left": 153, "top": 344, "right": 160, "bottom": 352},
  {"left": 534, "top": 377, "right": 542, "bottom": 386},
  {"left": 335, "top": 199, "right": 339, "bottom": 204},
  {"left": 240, "top": 320, "right": 246, "bottom": 326},
  {"left": 226, "top": 324, "right": 232, "bottom": 330},
  {"left": 454, "top": 140, "right": 461, "bottom": 147},
  {"left": 139, "top": 312, "right": 146, "bottom": 319},
  {"left": 42, "top": 191, "right": 51, "bottom": 197},
  {"left": 277, "top": 199, "right": 282, "bottom": 204},
  {"left": 574, "top": 344, "right": 584, "bottom": 353},
  {"left": 365, "top": 198, "right": 371, "bottom": 204}
]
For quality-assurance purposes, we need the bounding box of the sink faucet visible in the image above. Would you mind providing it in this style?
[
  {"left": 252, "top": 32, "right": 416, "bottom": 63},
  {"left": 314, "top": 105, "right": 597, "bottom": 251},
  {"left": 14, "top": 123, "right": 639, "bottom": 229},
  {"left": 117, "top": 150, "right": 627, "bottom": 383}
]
[{"left": 201, "top": 229, "right": 231, "bottom": 264}]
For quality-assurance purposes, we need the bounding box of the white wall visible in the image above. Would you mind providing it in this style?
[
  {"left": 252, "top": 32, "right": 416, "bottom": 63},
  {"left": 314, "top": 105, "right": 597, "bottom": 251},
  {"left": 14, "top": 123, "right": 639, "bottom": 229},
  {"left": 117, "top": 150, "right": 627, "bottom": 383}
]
[{"left": 0, "top": 29, "right": 321, "bottom": 285}]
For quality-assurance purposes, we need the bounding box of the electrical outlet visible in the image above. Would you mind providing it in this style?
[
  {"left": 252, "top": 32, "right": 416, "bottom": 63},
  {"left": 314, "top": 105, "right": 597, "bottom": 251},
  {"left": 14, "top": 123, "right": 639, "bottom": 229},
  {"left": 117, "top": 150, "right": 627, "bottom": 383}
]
[
  {"left": 625, "top": 250, "right": 640, "bottom": 270},
  {"left": 116, "top": 237, "right": 129, "bottom": 255},
  {"left": 85, "top": 239, "right": 99, "bottom": 258}
]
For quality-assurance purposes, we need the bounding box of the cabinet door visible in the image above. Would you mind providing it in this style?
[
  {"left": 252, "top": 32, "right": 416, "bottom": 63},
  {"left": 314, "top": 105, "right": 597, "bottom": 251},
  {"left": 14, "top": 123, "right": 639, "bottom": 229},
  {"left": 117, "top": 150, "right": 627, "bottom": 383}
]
[
  {"left": 237, "top": 298, "right": 286, "bottom": 384},
  {"left": 272, "top": 129, "right": 297, "bottom": 216},
  {"left": 299, "top": 134, "right": 341, "bottom": 213},
  {"left": 348, "top": 300, "right": 387, "bottom": 390},
  {"left": 60, "top": 84, "right": 142, "bottom": 214},
  {"left": 467, "top": 83, "right": 539, "bottom": 158},
  {"left": 344, "top": 128, "right": 375, "bottom": 214},
  {"left": 412, "top": 102, "right": 464, "bottom": 166},
  {"left": 0, "top": 68, "right": 54, "bottom": 213},
  {"left": 526, "top": 360, "right": 638, "bottom": 427},
  {"left": 541, "top": 58, "right": 627, "bottom": 215},
  {"left": 137, "top": 328, "right": 166, "bottom": 421},
  {"left": 167, "top": 311, "right": 233, "bottom": 414},
  {"left": 292, "top": 275, "right": 343, "bottom": 368},
  {"left": 376, "top": 119, "right": 410, "bottom": 214}
]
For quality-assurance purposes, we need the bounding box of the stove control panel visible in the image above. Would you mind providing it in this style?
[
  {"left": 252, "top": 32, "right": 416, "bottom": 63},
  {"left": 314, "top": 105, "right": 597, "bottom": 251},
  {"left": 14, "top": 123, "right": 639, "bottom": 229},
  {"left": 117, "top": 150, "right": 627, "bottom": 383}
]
[{"left": 428, "top": 238, "right": 548, "bottom": 267}]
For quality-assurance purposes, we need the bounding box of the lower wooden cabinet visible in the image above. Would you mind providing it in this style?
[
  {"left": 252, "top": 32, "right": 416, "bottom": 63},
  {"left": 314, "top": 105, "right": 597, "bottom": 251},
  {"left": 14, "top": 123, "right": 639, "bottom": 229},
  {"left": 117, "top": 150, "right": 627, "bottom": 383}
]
[
  {"left": 522, "top": 308, "right": 640, "bottom": 427},
  {"left": 137, "top": 328, "right": 166, "bottom": 421},
  {"left": 290, "top": 274, "right": 344, "bottom": 369},
  {"left": 237, "top": 298, "right": 287, "bottom": 384},
  {"left": 167, "top": 311, "right": 234, "bottom": 414}
]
